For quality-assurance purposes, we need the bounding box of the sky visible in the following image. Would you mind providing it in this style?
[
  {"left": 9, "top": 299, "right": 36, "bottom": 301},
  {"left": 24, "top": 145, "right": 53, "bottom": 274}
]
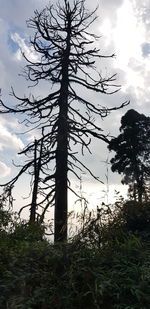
[{"left": 0, "top": 0, "right": 150, "bottom": 215}]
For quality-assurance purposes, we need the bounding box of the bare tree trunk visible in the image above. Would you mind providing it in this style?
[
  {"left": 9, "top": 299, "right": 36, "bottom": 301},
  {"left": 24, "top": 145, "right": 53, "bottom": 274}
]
[
  {"left": 30, "top": 139, "right": 42, "bottom": 222},
  {"left": 54, "top": 12, "right": 71, "bottom": 242},
  {"left": 55, "top": 96, "right": 68, "bottom": 241}
]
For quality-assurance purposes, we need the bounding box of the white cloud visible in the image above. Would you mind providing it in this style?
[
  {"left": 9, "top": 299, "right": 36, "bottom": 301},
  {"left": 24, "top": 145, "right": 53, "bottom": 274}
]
[
  {"left": 99, "top": 0, "right": 150, "bottom": 106},
  {"left": 0, "top": 61, "right": 7, "bottom": 88},
  {"left": 114, "top": 0, "right": 145, "bottom": 67},
  {"left": 0, "top": 161, "right": 11, "bottom": 178},
  {"left": 0, "top": 122, "right": 24, "bottom": 151},
  {"left": 11, "top": 32, "right": 39, "bottom": 62}
]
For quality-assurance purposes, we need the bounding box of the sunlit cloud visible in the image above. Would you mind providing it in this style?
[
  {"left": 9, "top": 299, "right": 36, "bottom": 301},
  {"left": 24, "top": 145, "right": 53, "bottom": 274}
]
[
  {"left": 0, "top": 161, "right": 11, "bottom": 178},
  {"left": 0, "top": 122, "right": 24, "bottom": 151},
  {"left": 100, "top": 0, "right": 150, "bottom": 102},
  {"left": 114, "top": 0, "right": 145, "bottom": 67},
  {"left": 11, "top": 32, "right": 39, "bottom": 62}
]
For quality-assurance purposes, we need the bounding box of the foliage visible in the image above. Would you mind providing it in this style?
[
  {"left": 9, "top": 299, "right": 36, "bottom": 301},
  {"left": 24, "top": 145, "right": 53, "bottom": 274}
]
[
  {"left": 119, "top": 201, "right": 150, "bottom": 232},
  {"left": 0, "top": 186, "right": 13, "bottom": 232},
  {"left": 0, "top": 200, "right": 150, "bottom": 309},
  {"left": 11, "top": 222, "right": 45, "bottom": 242},
  {"left": 108, "top": 109, "right": 150, "bottom": 202}
]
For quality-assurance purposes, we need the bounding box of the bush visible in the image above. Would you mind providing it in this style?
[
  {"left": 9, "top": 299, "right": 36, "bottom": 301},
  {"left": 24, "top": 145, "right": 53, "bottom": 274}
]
[
  {"left": 11, "top": 222, "right": 45, "bottom": 242},
  {"left": 0, "top": 223, "right": 150, "bottom": 308},
  {"left": 0, "top": 200, "right": 150, "bottom": 308},
  {"left": 121, "top": 201, "right": 150, "bottom": 232}
]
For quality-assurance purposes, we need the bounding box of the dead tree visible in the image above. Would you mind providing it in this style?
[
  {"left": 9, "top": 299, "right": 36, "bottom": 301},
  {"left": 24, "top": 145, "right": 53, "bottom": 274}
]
[
  {"left": 0, "top": 0, "right": 128, "bottom": 241},
  {"left": 30, "top": 139, "right": 43, "bottom": 222}
]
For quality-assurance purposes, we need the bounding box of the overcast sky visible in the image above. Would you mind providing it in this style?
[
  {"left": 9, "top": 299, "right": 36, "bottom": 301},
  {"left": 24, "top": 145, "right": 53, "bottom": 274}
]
[{"left": 0, "top": 0, "right": 150, "bottom": 212}]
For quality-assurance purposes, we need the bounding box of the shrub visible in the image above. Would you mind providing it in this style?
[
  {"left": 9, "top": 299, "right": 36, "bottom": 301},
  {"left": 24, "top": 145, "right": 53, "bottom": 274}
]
[
  {"left": 0, "top": 200, "right": 150, "bottom": 308},
  {"left": 121, "top": 201, "right": 150, "bottom": 232}
]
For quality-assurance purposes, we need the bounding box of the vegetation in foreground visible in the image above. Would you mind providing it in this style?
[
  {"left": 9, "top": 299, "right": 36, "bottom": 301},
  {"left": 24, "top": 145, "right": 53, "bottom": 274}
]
[{"left": 0, "top": 200, "right": 150, "bottom": 309}]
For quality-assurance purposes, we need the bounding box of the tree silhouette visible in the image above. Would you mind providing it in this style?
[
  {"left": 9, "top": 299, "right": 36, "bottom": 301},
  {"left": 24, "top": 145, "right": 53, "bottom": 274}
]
[
  {"left": 108, "top": 109, "right": 150, "bottom": 202},
  {"left": 0, "top": 0, "right": 128, "bottom": 241}
]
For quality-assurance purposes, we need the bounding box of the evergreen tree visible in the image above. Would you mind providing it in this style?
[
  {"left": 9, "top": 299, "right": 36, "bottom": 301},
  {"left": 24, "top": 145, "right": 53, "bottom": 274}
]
[{"left": 108, "top": 109, "right": 150, "bottom": 202}]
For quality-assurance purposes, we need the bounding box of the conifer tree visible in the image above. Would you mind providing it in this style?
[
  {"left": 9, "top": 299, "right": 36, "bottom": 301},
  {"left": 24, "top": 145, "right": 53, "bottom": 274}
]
[{"left": 109, "top": 109, "right": 150, "bottom": 202}]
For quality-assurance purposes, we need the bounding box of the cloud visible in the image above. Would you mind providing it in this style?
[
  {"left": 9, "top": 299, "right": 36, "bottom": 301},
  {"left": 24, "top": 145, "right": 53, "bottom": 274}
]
[
  {"left": 0, "top": 61, "right": 7, "bottom": 88},
  {"left": 0, "top": 121, "right": 24, "bottom": 151},
  {"left": 0, "top": 0, "right": 149, "bottom": 206},
  {"left": 100, "top": 0, "right": 145, "bottom": 68},
  {"left": 10, "top": 32, "right": 39, "bottom": 62},
  {"left": 99, "top": 0, "right": 150, "bottom": 112},
  {"left": 0, "top": 0, "right": 49, "bottom": 30},
  {"left": 142, "top": 43, "right": 150, "bottom": 56},
  {"left": 0, "top": 161, "right": 11, "bottom": 178}
]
